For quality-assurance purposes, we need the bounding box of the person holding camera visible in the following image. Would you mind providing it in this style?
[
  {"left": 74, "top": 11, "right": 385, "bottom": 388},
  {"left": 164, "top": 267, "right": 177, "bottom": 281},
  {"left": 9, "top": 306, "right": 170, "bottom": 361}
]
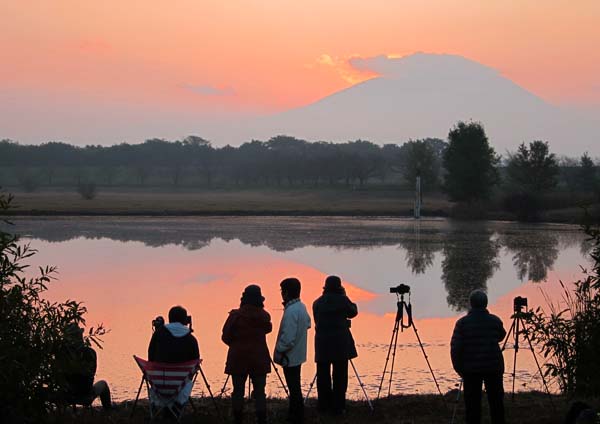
[
  {"left": 148, "top": 305, "right": 200, "bottom": 406},
  {"left": 312, "top": 275, "right": 358, "bottom": 415},
  {"left": 273, "top": 278, "right": 311, "bottom": 424},
  {"left": 222, "top": 285, "right": 272, "bottom": 424},
  {"left": 451, "top": 290, "right": 506, "bottom": 424}
]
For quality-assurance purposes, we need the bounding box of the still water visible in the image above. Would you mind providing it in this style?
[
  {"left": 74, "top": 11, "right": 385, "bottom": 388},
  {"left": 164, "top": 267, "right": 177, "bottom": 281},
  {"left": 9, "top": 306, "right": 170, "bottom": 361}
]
[{"left": 10, "top": 217, "right": 590, "bottom": 402}]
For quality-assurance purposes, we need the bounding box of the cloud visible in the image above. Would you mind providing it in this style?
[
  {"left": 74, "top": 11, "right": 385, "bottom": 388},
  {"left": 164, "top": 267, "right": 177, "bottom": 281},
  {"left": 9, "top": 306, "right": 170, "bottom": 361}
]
[
  {"left": 306, "top": 53, "right": 376, "bottom": 85},
  {"left": 348, "top": 53, "right": 497, "bottom": 79},
  {"left": 182, "top": 84, "right": 235, "bottom": 96}
]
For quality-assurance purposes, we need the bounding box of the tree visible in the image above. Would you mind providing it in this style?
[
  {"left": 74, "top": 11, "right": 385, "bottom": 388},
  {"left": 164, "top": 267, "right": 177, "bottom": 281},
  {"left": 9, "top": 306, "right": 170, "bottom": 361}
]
[
  {"left": 443, "top": 121, "right": 499, "bottom": 202},
  {"left": 578, "top": 152, "right": 597, "bottom": 192},
  {"left": 0, "top": 190, "right": 105, "bottom": 420},
  {"left": 396, "top": 139, "right": 445, "bottom": 191},
  {"left": 506, "top": 140, "right": 559, "bottom": 193}
]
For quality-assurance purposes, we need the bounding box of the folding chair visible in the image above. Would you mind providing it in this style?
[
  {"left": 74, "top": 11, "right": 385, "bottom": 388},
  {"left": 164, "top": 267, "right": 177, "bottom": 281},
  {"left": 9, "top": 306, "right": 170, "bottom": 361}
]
[{"left": 131, "top": 355, "right": 200, "bottom": 421}]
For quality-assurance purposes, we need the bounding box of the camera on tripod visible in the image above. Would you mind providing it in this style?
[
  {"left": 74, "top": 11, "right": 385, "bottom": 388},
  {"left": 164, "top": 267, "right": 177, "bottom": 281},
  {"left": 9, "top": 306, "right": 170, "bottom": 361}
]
[
  {"left": 389, "top": 283, "right": 411, "bottom": 295},
  {"left": 152, "top": 316, "right": 165, "bottom": 331},
  {"left": 513, "top": 296, "right": 528, "bottom": 313}
]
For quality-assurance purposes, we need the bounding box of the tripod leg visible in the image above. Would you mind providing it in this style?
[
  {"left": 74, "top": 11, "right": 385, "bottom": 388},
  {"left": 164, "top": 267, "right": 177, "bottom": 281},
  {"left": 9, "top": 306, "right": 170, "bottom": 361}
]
[
  {"left": 451, "top": 379, "right": 462, "bottom": 424},
  {"left": 218, "top": 374, "right": 230, "bottom": 398},
  {"left": 270, "top": 358, "right": 289, "bottom": 398},
  {"left": 198, "top": 365, "right": 224, "bottom": 421},
  {"left": 387, "top": 319, "right": 402, "bottom": 398},
  {"left": 411, "top": 322, "right": 447, "bottom": 408},
  {"left": 511, "top": 316, "right": 520, "bottom": 400},
  {"left": 519, "top": 317, "right": 556, "bottom": 412},
  {"left": 305, "top": 372, "right": 317, "bottom": 402},
  {"left": 377, "top": 319, "right": 399, "bottom": 400},
  {"left": 501, "top": 319, "right": 516, "bottom": 352},
  {"left": 350, "top": 359, "right": 374, "bottom": 413}
]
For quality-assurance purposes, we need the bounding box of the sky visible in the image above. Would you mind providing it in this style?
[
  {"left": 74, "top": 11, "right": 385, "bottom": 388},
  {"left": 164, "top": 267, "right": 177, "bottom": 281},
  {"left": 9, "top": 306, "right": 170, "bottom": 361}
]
[{"left": 1, "top": 0, "right": 599, "bottom": 145}]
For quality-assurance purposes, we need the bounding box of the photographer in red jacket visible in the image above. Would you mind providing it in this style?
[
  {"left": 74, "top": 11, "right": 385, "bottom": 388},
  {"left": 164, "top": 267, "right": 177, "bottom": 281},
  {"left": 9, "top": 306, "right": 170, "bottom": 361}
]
[{"left": 222, "top": 285, "right": 272, "bottom": 424}]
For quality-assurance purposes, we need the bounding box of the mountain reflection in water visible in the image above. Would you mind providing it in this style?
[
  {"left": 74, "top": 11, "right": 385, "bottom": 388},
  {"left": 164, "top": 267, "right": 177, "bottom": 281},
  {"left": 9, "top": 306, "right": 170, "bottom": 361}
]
[{"left": 6, "top": 217, "right": 589, "bottom": 401}]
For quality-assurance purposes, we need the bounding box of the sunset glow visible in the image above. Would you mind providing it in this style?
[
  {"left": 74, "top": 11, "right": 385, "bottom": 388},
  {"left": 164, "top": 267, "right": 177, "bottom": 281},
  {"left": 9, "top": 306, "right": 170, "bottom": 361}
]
[{"left": 1, "top": 1, "right": 599, "bottom": 145}]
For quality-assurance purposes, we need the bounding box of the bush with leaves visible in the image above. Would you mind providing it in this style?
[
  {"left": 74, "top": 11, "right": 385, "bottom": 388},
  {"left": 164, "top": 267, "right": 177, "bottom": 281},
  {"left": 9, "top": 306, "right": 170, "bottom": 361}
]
[
  {"left": 525, "top": 220, "right": 600, "bottom": 395},
  {"left": 0, "top": 190, "right": 105, "bottom": 422}
]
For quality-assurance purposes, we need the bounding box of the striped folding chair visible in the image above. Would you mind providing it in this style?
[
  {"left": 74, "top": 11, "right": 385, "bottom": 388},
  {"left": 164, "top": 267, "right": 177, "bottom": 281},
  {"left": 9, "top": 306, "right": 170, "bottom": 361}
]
[{"left": 131, "top": 355, "right": 200, "bottom": 421}]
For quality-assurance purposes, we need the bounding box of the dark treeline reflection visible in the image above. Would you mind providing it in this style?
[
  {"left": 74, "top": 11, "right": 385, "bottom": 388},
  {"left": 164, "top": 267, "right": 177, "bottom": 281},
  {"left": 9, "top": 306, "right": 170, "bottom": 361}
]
[
  {"left": 397, "top": 221, "right": 443, "bottom": 274},
  {"left": 8, "top": 218, "right": 585, "bottom": 311},
  {"left": 441, "top": 222, "right": 501, "bottom": 311},
  {"left": 499, "top": 231, "right": 559, "bottom": 283}
]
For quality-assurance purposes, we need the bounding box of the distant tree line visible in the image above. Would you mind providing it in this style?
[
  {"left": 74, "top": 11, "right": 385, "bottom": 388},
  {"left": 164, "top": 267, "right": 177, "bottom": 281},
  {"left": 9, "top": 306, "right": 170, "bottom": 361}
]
[
  {"left": 0, "top": 136, "right": 448, "bottom": 190},
  {"left": 1, "top": 122, "right": 598, "bottom": 216}
]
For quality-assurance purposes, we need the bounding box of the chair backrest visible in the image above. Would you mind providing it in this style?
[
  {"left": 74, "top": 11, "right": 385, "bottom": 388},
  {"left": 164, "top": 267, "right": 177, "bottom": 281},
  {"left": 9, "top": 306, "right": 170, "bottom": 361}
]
[{"left": 133, "top": 356, "right": 199, "bottom": 399}]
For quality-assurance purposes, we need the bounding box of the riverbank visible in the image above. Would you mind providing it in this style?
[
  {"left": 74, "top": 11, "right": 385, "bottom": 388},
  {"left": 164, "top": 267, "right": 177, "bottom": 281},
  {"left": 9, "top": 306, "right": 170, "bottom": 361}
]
[
  {"left": 46, "top": 392, "right": 589, "bottom": 424},
  {"left": 3, "top": 188, "right": 597, "bottom": 224}
]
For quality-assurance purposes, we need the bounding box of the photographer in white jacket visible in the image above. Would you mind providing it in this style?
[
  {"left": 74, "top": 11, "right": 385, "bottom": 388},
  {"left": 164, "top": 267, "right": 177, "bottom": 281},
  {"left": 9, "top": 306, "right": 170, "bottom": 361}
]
[{"left": 273, "top": 278, "right": 312, "bottom": 424}]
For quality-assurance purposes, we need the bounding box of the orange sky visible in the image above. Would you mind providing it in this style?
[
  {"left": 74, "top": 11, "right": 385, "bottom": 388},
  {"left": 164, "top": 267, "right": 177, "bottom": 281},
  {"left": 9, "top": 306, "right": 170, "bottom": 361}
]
[{"left": 2, "top": 0, "right": 599, "bottom": 117}]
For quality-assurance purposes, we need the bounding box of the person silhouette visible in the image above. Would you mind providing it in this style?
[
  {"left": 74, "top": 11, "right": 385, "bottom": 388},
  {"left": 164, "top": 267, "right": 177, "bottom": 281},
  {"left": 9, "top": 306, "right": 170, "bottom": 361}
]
[
  {"left": 312, "top": 275, "right": 358, "bottom": 415},
  {"left": 451, "top": 290, "right": 506, "bottom": 424}
]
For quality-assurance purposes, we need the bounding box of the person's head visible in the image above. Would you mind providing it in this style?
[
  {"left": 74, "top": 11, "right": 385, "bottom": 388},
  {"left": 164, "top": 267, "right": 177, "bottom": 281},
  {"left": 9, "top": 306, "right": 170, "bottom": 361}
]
[
  {"left": 324, "top": 275, "right": 344, "bottom": 295},
  {"left": 469, "top": 290, "right": 488, "bottom": 309},
  {"left": 241, "top": 284, "right": 265, "bottom": 308},
  {"left": 280, "top": 277, "right": 301, "bottom": 302},
  {"left": 168, "top": 305, "right": 189, "bottom": 325},
  {"left": 64, "top": 322, "right": 84, "bottom": 346}
]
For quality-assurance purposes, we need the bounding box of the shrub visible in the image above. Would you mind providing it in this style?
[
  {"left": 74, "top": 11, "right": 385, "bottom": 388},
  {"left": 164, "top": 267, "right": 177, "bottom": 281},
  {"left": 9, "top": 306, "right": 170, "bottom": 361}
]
[
  {"left": 526, "top": 220, "right": 600, "bottom": 395},
  {"left": 0, "top": 190, "right": 105, "bottom": 421},
  {"left": 76, "top": 182, "right": 97, "bottom": 200}
]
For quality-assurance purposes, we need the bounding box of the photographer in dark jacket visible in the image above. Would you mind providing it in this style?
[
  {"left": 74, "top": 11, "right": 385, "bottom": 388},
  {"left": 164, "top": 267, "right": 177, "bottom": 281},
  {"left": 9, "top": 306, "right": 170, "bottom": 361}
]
[
  {"left": 313, "top": 275, "right": 358, "bottom": 415},
  {"left": 222, "top": 284, "right": 272, "bottom": 424},
  {"left": 148, "top": 305, "right": 199, "bottom": 363},
  {"left": 451, "top": 290, "right": 506, "bottom": 424},
  {"left": 148, "top": 305, "right": 200, "bottom": 406}
]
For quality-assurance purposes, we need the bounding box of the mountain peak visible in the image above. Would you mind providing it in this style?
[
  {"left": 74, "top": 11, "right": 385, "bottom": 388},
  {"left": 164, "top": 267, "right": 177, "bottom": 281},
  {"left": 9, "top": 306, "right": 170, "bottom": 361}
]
[{"left": 349, "top": 53, "right": 499, "bottom": 80}]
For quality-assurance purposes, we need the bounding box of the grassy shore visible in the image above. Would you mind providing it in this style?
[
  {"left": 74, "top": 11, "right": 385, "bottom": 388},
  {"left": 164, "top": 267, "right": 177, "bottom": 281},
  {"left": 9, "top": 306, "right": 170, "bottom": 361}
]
[
  {"left": 46, "top": 392, "right": 591, "bottom": 424},
  {"left": 3, "top": 188, "right": 597, "bottom": 223},
  {"left": 5, "top": 188, "right": 451, "bottom": 217}
]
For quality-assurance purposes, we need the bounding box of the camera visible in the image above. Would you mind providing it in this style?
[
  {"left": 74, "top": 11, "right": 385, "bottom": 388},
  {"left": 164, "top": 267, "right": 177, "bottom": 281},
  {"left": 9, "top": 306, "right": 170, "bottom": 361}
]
[
  {"left": 390, "top": 284, "right": 411, "bottom": 295},
  {"left": 513, "top": 296, "right": 528, "bottom": 312},
  {"left": 152, "top": 315, "right": 165, "bottom": 331}
]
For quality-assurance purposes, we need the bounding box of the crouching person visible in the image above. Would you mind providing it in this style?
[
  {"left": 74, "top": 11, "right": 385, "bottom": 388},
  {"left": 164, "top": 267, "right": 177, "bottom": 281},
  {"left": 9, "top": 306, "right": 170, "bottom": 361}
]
[
  {"left": 273, "top": 278, "right": 311, "bottom": 424},
  {"left": 60, "top": 323, "right": 112, "bottom": 410},
  {"left": 451, "top": 290, "right": 506, "bottom": 424},
  {"left": 222, "top": 285, "right": 272, "bottom": 424},
  {"left": 148, "top": 305, "right": 200, "bottom": 407}
]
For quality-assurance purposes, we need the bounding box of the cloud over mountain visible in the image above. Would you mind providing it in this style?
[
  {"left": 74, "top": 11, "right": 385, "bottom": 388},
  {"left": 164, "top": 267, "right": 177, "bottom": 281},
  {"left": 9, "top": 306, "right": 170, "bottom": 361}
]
[{"left": 241, "top": 53, "right": 598, "bottom": 155}]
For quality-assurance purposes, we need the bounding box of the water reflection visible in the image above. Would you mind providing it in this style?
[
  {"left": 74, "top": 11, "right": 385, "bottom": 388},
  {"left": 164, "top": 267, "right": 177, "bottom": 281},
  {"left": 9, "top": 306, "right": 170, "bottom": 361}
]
[
  {"left": 5, "top": 217, "right": 590, "bottom": 400},
  {"left": 398, "top": 221, "right": 443, "bottom": 275},
  {"left": 499, "top": 231, "right": 559, "bottom": 283},
  {"left": 441, "top": 222, "right": 501, "bottom": 311}
]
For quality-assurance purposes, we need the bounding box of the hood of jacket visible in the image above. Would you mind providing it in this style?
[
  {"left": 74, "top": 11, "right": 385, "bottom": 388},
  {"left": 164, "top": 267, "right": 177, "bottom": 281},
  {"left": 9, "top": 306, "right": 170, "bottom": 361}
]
[{"left": 165, "top": 322, "right": 191, "bottom": 338}]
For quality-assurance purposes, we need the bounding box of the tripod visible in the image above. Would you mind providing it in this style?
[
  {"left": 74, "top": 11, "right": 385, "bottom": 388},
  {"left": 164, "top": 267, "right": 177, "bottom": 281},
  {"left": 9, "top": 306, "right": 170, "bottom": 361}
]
[
  {"left": 217, "top": 358, "right": 289, "bottom": 398},
  {"left": 305, "top": 358, "right": 374, "bottom": 412},
  {"left": 501, "top": 307, "right": 554, "bottom": 409},
  {"left": 376, "top": 291, "right": 445, "bottom": 404}
]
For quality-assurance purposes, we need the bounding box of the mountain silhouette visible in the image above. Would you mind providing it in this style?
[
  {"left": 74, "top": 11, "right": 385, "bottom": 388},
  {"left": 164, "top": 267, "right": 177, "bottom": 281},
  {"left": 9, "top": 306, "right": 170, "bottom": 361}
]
[{"left": 244, "top": 53, "right": 598, "bottom": 154}]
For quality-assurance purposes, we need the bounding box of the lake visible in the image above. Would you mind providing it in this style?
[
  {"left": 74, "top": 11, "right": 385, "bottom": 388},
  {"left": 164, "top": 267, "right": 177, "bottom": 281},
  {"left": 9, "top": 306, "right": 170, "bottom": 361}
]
[{"left": 9, "top": 217, "right": 590, "bottom": 402}]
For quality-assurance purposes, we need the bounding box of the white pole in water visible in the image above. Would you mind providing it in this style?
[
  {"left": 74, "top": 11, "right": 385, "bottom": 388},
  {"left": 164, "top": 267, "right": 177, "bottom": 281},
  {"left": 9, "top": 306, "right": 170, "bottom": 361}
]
[{"left": 414, "top": 176, "right": 421, "bottom": 219}]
